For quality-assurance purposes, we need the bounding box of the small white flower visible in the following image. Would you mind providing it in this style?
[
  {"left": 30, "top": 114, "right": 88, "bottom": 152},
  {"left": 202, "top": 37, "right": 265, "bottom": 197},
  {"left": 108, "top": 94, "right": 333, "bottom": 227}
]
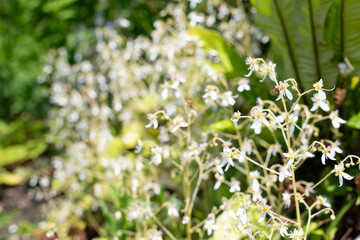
[
  {"left": 182, "top": 216, "right": 190, "bottom": 224},
  {"left": 278, "top": 222, "right": 289, "bottom": 237},
  {"left": 171, "top": 116, "right": 188, "bottom": 133},
  {"left": 242, "top": 139, "right": 252, "bottom": 155},
  {"left": 230, "top": 110, "right": 241, "bottom": 127},
  {"left": 237, "top": 78, "right": 251, "bottom": 92},
  {"left": 329, "top": 110, "right": 346, "bottom": 128},
  {"left": 283, "top": 148, "right": 298, "bottom": 161},
  {"left": 316, "top": 195, "right": 331, "bottom": 208},
  {"left": 237, "top": 208, "right": 252, "bottom": 236},
  {"left": 288, "top": 114, "right": 303, "bottom": 137},
  {"left": 300, "top": 145, "right": 315, "bottom": 159},
  {"left": 188, "top": 0, "right": 202, "bottom": 9},
  {"left": 145, "top": 113, "right": 158, "bottom": 129},
  {"left": 222, "top": 91, "right": 238, "bottom": 106},
  {"left": 334, "top": 162, "right": 353, "bottom": 187},
  {"left": 304, "top": 183, "right": 315, "bottom": 197},
  {"left": 321, "top": 146, "right": 335, "bottom": 165},
  {"left": 150, "top": 146, "right": 162, "bottom": 165},
  {"left": 203, "top": 85, "right": 218, "bottom": 103},
  {"left": 168, "top": 205, "right": 179, "bottom": 217},
  {"left": 275, "top": 81, "right": 293, "bottom": 101},
  {"left": 283, "top": 192, "right": 291, "bottom": 208},
  {"left": 229, "top": 179, "right": 241, "bottom": 193},
  {"left": 310, "top": 93, "right": 330, "bottom": 112},
  {"left": 278, "top": 160, "right": 293, "bottom": 182},
  {"left": 220, "top": 201, "right": 236, "bottom": 219},
  {"left": 171, "top": 72, "right": 186, "bottom": 89},
  {"left": 204, "top": 214, "right": 219, "bottom": 236},
  {"left": 245, "top": 57, "right": 259, "bottom": 77},
  {"left": 214, "top": 174, "right": 224, "bottom": 190},
  {"left": 188, "top": 142, "right": 200, "bottom": 156},
  {"left": 258, "top": 204, "right": 274, "bottom": 223},
  {"left": 331, "top": 140, "right": 343, "bottom": 155},
  {"left": 261, "top": 61, "right": 276, "bottom": 82},
  {"left": 313, "top": 79, "right": 326, "bottom": 99},
  {"left": 161, "top": 81, "right": 170, "bottom": 100},
  {"left": 220, "top": 149, "right": 234, "bottom": 171},
  {"left": 134, "top": 139, "right": 143, "bottom": 153},
  {"left": 288, "top": 228, "right": 304, "bottom": 240},
  {"left": 150, "top": 229, "right": 163, "bottom": 240},
  {"left": 250, "top": 108, "right": 270, "bottom": 134}
]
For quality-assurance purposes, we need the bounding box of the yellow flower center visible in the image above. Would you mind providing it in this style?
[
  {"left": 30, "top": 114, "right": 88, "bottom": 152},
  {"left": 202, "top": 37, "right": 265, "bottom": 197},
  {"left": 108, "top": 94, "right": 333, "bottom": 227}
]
[
  {"left": 281, "top": 85, "right": 286, "bottom": 90},
  {"left": 256, "top": 113, "right": 262, "bottom": 118}
]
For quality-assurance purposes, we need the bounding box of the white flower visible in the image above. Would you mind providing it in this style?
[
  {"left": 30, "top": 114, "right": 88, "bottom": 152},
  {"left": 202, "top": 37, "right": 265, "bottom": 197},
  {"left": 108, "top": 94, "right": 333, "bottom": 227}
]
[
  {"left": 222, "top": 91, "right": 238, "bottom": 106},
  {"left": 171, "top": 72, "right": 186, "bottom": 89},
  {"left": 188, "top": 142, "right": 200, "bottom": 156},
  {"left": 150, "top": 230, "right": 163, "bottom": 240},
  {"left": 171, "top": 116, "right": 188, "bottom": 132},
  {"left": 203, "top": 85, "right": 218, "bottom": 103},
  {"left": 275, "top": 81, "right": 293, "bottom": 101},
  {"left": 316, "top": 195, "right": 331, "bottom": 208},
  {"left": 300, "top": 145, "right": 315, "bottom": 159},
  {"left": 310, "top": 93, "right": 330, "bottom": 112},
  {"left": 252, "top": 188, "right": 263, "bottom": 202},
  {"left": 182, "top": 216, "right": 190, "bottom": 224},
  {"left": 278, "top": 222, "right": 289, "bottom": 237},
  {"left": 168, "top": 205, "right": 179, "bottom": 217},
  {"left": 288, "top": 114, "right": 303, "bottom": 137},
  {"left": 189, "top": 0, "right": 202, "bottom": 9},
  {"left": 230, "top": 110, "right": 241, "bottom": 127},
  {"left": 329, "top": 110, "right": 346, "bottom": 128},
  {"left": 278, "top": 160, "right": 292, "bottom": 182},
  {"left": 145, "top": 113, "right": 158, "bottom": 129},
  {"left": 331, "top": 140, "right": 343, "bottom": 155},
  {"left": 220, "top": 201, "right": 237, "bottom": 219},
  {"left": 150, "top": 146, "right": 162, "bottom": 165},
  {"left": 135, "top": 139, "right": 143, "bottom": 153},
  {"left": 313, "top": 79, "right": 326, "bottom": 99},
  {"left": 261, "top": 61, "right": 276, "bottom": 82},
  {"left": 283, "top": 148, "right": 298, "bottom": 161},
  {"left": 229, "top": 179, "right": 241, "bottom": 193},
  {"left": 334, "top": 162, "right": 353, "bottom": 187},
  {"left": 204, "top": 214, "right": 219, "bottom": 236},
  {"left": 321, "top": 146, "right": 335, "bottom": 165},
  {"left": 258, "top": 204, "right": 274, "bottom": 223},
  {"left": 304, "top": 183, "right": 315, "bottom": 197},
  {"left": 214, "top": 173, "right": 224, "bottom": 190},
  {"left": 220, "top": 149, "right": 234, "bottom": 171},
  {"left": 288, "top": 228, "right": 304, "bottom": 240},
  {"left": 245, "top": 57, "right": 259, "bottom": 77},
  {"left": 237, "top": 208, "right": 252, "bottom": 237},
  {"left": 283, "top": 192, "right": 291, "bottom": 208},
  {"left": 242, "top": 139, "right": 252, "bottom": 155},
  {"left": 161, "top": 81, "right": 170, "bottom": 100},
  {"left": 250, "top": 108, "right": 270, "bottom": 134},
  {"left": 237, "top": 78, "right": 251, "bottom": 92}
]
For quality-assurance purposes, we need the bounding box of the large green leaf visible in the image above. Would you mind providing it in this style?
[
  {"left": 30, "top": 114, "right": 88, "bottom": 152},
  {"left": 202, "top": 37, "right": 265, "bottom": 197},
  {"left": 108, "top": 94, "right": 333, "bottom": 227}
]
[
  {"left": 187, "top": 27, "right": 248, "bottom": 79},
  {"left": 251, "top": 0, "right": 339, "bottom": 90},
  {"left": 347, "top": 112, "right": 360, "bottom": 130}
]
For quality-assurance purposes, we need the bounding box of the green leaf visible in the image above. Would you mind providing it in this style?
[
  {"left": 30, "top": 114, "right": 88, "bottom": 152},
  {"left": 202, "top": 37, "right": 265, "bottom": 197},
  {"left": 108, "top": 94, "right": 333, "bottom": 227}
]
[
  {"left": 209, "top": 119, "right": 235, "bottom": 132},
  {"left": 251, "top": 0, "right": 339, "bottom": 90},
  {"left": 326, "top": 198, "right": 355, "bottom": 239},
  {"left": 0, "top": 139, "right": 47, "bottom": 167},
  {"left": 347, "top": 112, "right": 360, "bottom": 130},
  {"left": 187, "top": 27, "right": 247, "bottom": 78}
]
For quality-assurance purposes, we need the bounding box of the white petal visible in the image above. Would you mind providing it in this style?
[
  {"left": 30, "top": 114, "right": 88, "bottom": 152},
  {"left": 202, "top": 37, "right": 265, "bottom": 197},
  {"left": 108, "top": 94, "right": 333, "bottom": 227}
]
[
  {"left": 319, "top": 102, "right": 330, "bottom": 112},
  {"left": 286, "top": 89, "right": 293, "bottom": 100},
  {"left": 338, "top": 175, "right": 343, "bottom": 187},
  {"left": 258, "top": 211, "right": 266, "bottom": 223},
  {"left": 342, "top": 172, "right": 353, "bottom": 180},
  {"left": 321, "top": 154, "right": 326, "bottom": 165}
]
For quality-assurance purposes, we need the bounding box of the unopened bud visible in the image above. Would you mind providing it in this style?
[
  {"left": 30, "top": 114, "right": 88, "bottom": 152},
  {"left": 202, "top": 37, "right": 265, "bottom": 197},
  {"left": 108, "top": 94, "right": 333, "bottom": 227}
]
[
  {"left": 345, "top": 163, "right": 350, "bottom": 168},
  {"left": 330, "top": 215, "right": 336, "bottom": 220}
]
